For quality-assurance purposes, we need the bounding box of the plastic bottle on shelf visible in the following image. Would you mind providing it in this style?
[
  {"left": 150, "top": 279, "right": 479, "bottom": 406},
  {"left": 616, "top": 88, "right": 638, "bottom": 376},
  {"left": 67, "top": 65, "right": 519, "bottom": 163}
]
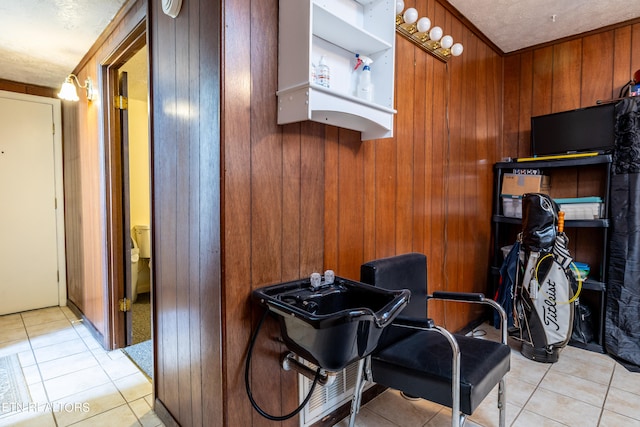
[
  {"left": 351, "top": 53, "right": 362, "bottom": 96},
  {"left": 317, "top": 55, "right": 330, "bottom": 88},
  {"left": 311, "top": 62, "right": 317, "bottom": 84},
  {"left": 357, "top": 56, "right": 374, "bottom": 102}
]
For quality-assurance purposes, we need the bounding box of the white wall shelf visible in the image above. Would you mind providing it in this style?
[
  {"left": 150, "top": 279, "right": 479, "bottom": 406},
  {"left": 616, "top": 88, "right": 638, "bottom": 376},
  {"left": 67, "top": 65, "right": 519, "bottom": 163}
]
[{"left": 278, "top": 0, "right": 396, "bottom": 140}]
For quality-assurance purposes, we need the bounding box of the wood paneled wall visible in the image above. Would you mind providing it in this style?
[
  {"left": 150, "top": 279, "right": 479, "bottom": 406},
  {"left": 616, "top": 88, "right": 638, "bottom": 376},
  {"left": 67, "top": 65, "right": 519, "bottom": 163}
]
[
  {"left": 149, "top": 0, "right": 223, "bottom": 425},
  {"left": 219, "top": 0, "right": 503, "bottom": 426},
  {"left": 503, "top": 22, "right": 640, "bottom": 158},
  {"left": 62, "top": 0, "right": 147, "bottom": 346}
]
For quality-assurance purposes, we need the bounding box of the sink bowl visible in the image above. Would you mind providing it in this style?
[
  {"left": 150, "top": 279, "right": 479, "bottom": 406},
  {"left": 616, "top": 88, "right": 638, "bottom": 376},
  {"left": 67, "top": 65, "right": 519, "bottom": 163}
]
[{"left": 252, "top": 275, "right": 410, "bottom": 372}]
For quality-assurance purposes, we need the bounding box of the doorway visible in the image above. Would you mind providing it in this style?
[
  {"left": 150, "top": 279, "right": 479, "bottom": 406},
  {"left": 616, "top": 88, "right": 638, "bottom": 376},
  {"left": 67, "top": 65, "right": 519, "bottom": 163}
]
[
  {"left": 120, "top": 46, "right": 152, "bottom": 347},
  {"left": 103, "top": 21, "right": 152, "bottom": 374}
]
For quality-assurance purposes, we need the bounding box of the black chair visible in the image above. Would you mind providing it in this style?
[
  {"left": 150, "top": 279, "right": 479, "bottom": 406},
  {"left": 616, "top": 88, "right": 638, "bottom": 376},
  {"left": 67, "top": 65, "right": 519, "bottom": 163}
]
[{"left": 348, "top": 253, "right": 510, "bottom": 427}]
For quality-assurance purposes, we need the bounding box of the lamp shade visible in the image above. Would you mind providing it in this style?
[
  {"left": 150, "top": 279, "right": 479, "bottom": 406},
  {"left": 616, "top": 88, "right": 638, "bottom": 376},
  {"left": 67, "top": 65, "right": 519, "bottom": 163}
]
[{"left": 58, "top": 78, "right": 79, "bottom": 101}]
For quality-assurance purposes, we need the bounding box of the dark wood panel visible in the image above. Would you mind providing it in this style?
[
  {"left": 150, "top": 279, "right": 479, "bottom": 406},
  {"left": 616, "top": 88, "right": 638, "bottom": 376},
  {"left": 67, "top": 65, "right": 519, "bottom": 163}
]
[
  {"left": 551, "top": 39, "right": 582, "bottom": 112},
  {"left": 532, "top": 46, "right": 553, "bottom": 117},
  {"left": 613, "top": 26, "right": 632, "bottom": 99},
  {"left": 581, "top": 31, "right": 614, "bottom": 106}
]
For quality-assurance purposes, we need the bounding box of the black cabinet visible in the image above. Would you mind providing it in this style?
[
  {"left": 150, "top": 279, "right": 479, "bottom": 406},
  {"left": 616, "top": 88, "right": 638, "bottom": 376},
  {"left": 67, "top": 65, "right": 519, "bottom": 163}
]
[{"left": 491, "top": 154, "right": 612, "bottom": 353}]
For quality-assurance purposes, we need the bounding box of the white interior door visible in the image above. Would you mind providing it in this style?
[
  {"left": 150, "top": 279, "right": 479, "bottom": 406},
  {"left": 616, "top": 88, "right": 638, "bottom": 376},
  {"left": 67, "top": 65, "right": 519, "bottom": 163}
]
[{"left": 0, "top": 91, "right": 65, "bottom": 315}]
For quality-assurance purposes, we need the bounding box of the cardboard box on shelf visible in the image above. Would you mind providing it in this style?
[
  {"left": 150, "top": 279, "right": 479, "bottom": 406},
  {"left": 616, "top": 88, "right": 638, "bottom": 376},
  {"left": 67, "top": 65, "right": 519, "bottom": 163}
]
[{"left": 501, "top": 173, "right": 550, "bottom": 196}]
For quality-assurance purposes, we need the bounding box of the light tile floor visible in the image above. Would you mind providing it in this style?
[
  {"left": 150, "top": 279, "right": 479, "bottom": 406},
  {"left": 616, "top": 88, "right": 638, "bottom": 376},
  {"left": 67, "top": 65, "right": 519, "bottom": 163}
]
[
  {"left": 338, "top": 323, "right": 640, "bottom": 427},
  {"left": 3, "top": 308, "right": 639, "bottom": 427},
  {"left": 0, "top": 306, "right": 164, "bottom": 427}
]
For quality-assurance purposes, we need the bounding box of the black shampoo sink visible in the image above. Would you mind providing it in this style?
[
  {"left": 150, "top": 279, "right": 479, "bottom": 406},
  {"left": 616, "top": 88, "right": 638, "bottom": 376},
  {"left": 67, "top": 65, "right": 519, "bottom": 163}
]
[{"left": 252, "top": 275, "right": 410, "bottom": 372}]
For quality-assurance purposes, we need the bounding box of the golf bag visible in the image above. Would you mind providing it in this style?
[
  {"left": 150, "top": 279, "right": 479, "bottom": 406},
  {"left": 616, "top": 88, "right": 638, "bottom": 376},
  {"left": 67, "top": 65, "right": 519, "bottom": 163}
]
[{"left": 512, "top": 193, "right": 577, "bottom": 363}]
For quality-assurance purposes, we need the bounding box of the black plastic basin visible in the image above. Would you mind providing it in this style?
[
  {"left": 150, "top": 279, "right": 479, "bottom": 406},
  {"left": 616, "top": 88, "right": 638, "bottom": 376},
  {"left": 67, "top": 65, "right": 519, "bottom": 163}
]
[{"left": 252, "top": 276, "right": 410, "bottom": 371}]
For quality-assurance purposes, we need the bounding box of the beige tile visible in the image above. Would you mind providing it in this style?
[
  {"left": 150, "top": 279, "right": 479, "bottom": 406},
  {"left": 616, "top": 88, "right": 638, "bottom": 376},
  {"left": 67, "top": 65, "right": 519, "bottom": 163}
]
[
  {"left": 560, "top": 345, "right": 616, "bottom": 369},
  {"left": 423, "top": 408, "right": 484, "bottom": 427},
  {"left": 508, "top": 352, "right": 551, "bottom": 386},
  {"left": 0, "top": 313, "right": 24, "bottom": 330},
  {"left": 0, "top": 326, "right": 28, "bottom": 344},
  {"left": 335, "top": 407, "right": 398, "bottom": 427},
  {"left": 22, "top": 363, "right": 42, "bottom": 385},
  {"left": 143, "top": 394, "right": 154, "bottom": 407},
  {"left": 25, "top": 319, "right": 73, "bottom": 338},
  {"left": 504, "top": 376, "right": 537, "bottom": 407},
  {"left": 0, "top": 339, "right": 31, "bottom": 357},
  {"left": 52, "top": 382, "right": 127, "bottom": 427},
  {"left": 28, "top": 379, "right": 49, "bottom": 405},
  {"left": 363, "top": 389, "right": 441, "bottom": 426},
  {"left": 524, "top": 387, "right": 600, "bottom": 427},
  {"left": 37, "top": 351, "right": 99, "bottom": 381},
  {"left": 468, "top": 386, "right": 520, "bottom": 427},
  {"left": 0, "top": 408, "right": 57, "bottom": 427},
  {"left": 60, "top": 306, "right": 80, "bottom": 322},
  {"left": 512, "top": 409, "right": 568, "bottom": 426},
  {"left": 101, "top": 353, "right": 142, "bottom": 381},
  {"left": 28, "top": 327, "right": 81, "bottom": 349},
  {"left": 43, "top": 366, "right": 111, "bottom": 401},
  {"left": 604, "top": 386, "right": 640, "bottom": 420},
  {"left": 21, "top": 307, "right": 67, "bottom": 327},
  {"left": 549, "top": 351, "right": 614, "bottom": 385},
  {"left": 599, "top": 409, "right": 640, "bottom": 426},
  {"left": 33, "top": 338, "right": 89, "bottom": 364},
  {"left": 611, "top": 363, "right": 640, "bottom": 395},
  {"left": 129, "top": 397, "right": 165, "bottom": 427},
  {"left": 114, "top": 372, "right": 152, "bottom": 402},
  {"left": 65, "top": 404, "right": 141, "bottom": 427},
  {"left": 538, "top": 370, "right": 607, "bottom": 407},
  {"left": 17, "top": 349, "right": 36, "bottom": 367}
]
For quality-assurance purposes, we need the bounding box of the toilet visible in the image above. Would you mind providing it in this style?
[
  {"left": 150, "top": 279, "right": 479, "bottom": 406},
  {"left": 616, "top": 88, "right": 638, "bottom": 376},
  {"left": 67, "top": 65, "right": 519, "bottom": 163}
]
[
  {"left": 132, "top": 225, "right": 152, "bottom": 301},
  {"left": 130, "top": 237, "right": 140, "bottom": 302}
]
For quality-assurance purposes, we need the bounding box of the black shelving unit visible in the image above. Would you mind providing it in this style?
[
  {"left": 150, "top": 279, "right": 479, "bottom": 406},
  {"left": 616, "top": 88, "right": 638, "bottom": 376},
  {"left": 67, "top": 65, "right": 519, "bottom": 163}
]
[{"left": 491, "top": 154, "right": 612, "bottom": 353}]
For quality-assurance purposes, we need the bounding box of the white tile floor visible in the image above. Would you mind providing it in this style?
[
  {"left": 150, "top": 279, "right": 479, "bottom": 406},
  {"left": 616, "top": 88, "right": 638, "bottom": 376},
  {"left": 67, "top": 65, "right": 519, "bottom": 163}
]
[
  {"left": 337, "top": 323, "right": 640, "bottom": 427},
  {"left": 0, "top": 306, "right": 163, "bottom": 427},
  {"left": 3, "top": 307, "right": 639, "bottom": 427}
]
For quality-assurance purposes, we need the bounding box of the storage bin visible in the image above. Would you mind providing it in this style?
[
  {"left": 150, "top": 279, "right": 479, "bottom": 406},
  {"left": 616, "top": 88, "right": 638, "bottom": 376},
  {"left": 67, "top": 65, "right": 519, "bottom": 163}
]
[{"left": 501, "top": 195, "right": 522, "bottom": 218}]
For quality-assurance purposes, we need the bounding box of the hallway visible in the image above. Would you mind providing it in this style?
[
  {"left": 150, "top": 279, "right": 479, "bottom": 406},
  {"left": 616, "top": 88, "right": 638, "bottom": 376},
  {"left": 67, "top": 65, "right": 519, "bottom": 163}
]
[{"left": 0, "top": 306, "right": 163, "bottom": 426}]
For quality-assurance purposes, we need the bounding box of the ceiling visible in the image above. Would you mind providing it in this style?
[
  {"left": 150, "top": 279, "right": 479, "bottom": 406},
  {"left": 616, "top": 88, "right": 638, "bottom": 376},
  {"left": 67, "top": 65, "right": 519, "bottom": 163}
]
[
  {"left": 0, "top": 0, "right": 126, "bottom": 89},
  {"left": 1, "top": 1, "right": 639, "bottom": 89},
  {"left": 447, "top": 0, "right": 640, "bottom": 53}
]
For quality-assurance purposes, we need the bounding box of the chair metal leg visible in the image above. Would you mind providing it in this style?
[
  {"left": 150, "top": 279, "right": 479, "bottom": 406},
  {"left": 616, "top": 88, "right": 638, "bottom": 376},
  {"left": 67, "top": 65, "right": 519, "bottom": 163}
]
[
  {"left": 348, "top": 357, "right": 367, "bottom": 427},
  {"left": 498, "top": 377, "right": 506, "bottom": 427},
  {"left": 433, "top": 326, "right": 461, "bottom": 427}
]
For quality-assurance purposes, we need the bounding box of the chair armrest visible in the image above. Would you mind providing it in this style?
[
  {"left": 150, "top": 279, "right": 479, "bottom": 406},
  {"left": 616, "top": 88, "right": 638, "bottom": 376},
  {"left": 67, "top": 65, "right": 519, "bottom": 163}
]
[
  {"left": 428, "top": 291, "right": 508, "bottom": 345},
  {"left": 430, "top": 291, "right": 485, "bottom": 302}
]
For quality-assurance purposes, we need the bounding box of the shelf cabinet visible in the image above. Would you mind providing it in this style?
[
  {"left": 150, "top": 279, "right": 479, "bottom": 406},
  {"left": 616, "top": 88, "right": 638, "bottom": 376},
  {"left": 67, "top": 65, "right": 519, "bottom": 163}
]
[
  {"left": 277, "top": 0, "right": 396, "bottom": 140},
  {"left": 491, "top": 155, "right": 612, "bottom": 353}
]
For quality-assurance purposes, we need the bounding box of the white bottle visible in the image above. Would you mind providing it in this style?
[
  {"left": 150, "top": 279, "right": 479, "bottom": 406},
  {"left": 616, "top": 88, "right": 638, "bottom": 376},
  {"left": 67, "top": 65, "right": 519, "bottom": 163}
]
[
  {"left": 357, "top": 64, "right": 373, "bottom": 102},
  {"left": 317, "top": 56, "right": 330, "bottom": 88}
]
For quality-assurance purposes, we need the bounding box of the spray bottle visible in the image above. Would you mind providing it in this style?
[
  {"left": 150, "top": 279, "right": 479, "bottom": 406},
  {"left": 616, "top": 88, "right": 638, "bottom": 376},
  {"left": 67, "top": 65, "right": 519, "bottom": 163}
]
[{"left": 356, "top": 56, "right": 374, "bottom": 102}]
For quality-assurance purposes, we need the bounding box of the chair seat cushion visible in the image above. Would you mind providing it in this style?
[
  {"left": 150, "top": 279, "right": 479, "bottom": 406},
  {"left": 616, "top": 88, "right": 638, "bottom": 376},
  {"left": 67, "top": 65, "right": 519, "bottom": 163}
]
[{"left": 371, "top": 330, "right": 511, "bottom": 414}]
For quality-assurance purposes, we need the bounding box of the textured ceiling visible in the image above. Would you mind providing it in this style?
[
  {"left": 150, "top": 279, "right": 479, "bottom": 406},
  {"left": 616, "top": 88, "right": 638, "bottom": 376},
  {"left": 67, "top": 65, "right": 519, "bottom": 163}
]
[
  {"left": 1, "top": 1, "right": 640, "bottom": 89},
  {"left": 447, "top": 0, "right": 640, "bottom": 53},
  {"left": 0, "top": 0, "right": 126, "bottom": 89}
]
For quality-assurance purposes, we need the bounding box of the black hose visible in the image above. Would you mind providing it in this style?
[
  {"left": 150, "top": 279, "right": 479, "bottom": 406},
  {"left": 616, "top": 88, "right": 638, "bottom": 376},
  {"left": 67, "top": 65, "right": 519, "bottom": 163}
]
[{"left": 244, "top": 309, "right": 322, "bottom": 421}]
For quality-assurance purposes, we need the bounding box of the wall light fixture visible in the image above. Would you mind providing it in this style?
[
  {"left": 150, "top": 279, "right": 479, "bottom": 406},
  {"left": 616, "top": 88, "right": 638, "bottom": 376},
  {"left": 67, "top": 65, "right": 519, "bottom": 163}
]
[
  {"left": 395, "top": 1, "right": 463, "bottom": 63},
  {"left": 58, "top": 74, "right": 95, "bottom": 102}
]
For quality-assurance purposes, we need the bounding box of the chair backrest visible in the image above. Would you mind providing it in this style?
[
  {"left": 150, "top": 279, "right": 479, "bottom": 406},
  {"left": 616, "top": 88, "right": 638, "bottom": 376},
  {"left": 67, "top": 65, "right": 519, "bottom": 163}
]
[{"left": 360, "top": 252, "right": 428, "bottom": 318}]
